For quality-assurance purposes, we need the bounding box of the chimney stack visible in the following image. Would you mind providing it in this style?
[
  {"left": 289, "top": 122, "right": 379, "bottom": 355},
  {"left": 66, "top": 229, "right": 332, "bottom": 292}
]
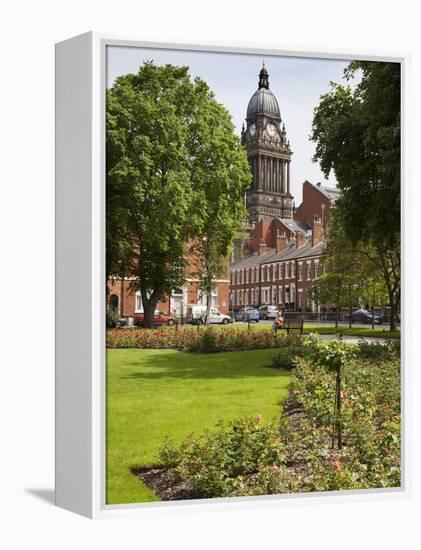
[
  {"left": 312, "top": 214, "right": 323, "bottom": 247},
  {"left": 258, "top": 238, "right": 268, "bottom": 256},
  {"left": 276, "top": 230, "right": 288, "bottom": 253},
  {"left": 296, "top": 231, "right": 306, "bottom": 248}
]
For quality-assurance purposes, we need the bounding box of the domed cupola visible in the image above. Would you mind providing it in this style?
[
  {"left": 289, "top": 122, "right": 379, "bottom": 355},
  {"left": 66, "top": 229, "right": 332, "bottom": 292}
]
[{"left": 246, "top": 63, "right": 281, "bottom": 120}]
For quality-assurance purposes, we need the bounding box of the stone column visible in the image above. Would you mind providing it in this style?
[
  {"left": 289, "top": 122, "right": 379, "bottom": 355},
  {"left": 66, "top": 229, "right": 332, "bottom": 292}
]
[
  {"left": 263, "top": 156, "right": 267, "bottom": 190},
  {"left": 257, "top": 156, "right": 261, "bottom": 190},
  {"left": 275, "top": 159, "right": 278, "bottom": 192},
  {"left": 281, "top": 160, "right": 284, "bottom": 193}
]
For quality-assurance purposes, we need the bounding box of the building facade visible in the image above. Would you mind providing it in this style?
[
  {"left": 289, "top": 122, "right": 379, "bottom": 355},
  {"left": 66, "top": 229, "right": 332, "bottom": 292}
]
[{"left": 230, "top": 65, "right": 338, "bottom": 312}]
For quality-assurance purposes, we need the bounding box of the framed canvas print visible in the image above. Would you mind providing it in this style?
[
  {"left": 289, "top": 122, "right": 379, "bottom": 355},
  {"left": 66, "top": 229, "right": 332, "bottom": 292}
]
[{"left": 55, "top": 32, "right": 407, "bottom": 518}]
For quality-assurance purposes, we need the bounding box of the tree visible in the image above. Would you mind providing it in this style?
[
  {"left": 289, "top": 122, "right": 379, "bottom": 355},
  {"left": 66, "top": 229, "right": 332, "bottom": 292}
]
[
  {"left": 106, "top": 62, "right": 250, "bottom": 327},
  {"left": 311, "top": 61, "right": 400, "bottom": 329},
  {"left": 309, "top": 210, "right": 385, "bottom": 328}
]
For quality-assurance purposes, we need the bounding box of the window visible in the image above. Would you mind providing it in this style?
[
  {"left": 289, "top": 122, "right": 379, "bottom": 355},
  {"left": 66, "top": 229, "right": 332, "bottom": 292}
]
[
  {"left": 291, "top": 262, "right": 295, "bottom": 278},
  {"left": 285, "top": 262, "right": 289, "bottom": 279},
  {"left": 135, "top": 291, "right": 143, "bottom": 313},
  {"left": 199, "top": 289, "right": 217, "bottom": 307},
  {"left": 314, "top": 260, "right": 320, "bottom": 278},
  {"left": 109, "top": 294, "right": 119, "bottom": 314},
  {"left": 298, "top": 262, "right": 303, "bottom": 281},
  {"left": 256, "top": 267, "right": 260, "bottom": 283},
  {"left": 306, "top": 261, "right": 312, "bottom": 280}
]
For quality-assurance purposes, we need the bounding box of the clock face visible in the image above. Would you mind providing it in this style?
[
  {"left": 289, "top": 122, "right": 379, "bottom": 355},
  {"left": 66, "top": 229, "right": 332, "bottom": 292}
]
[
  {"left": 266, "top": 123, "right": 277, "bottom": 137},
  {"left": 249, "top": 123, "right": 256, "bottom": 136}
]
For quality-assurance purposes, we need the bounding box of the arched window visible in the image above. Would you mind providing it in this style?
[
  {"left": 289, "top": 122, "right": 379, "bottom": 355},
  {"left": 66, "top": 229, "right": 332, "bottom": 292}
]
[{"left": 109, "top": 294, "right": 119, "bottom": 313}]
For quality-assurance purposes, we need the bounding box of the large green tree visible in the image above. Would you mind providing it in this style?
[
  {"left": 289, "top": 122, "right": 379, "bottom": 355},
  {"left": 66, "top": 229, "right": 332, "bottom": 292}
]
[
  {"left": 106, "top": 62, "right": 250, "bottom": 327},
  {"left": 310, "top": 210, "right": 387, "bottom": 328},
  {"left": 311, "top": 61, "right": 400, "bottom": 329}
]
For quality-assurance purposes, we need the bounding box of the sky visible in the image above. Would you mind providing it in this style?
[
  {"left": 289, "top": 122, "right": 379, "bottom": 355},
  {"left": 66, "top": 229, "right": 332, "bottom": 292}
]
[{"left": 107, "top": 46, "right": 350, "bottom": 204}]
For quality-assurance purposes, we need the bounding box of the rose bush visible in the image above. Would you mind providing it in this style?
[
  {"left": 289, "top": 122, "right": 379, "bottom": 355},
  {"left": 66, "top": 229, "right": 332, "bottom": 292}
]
[{"left": 156, "top": 339, "right": 400, "bottom": 497}]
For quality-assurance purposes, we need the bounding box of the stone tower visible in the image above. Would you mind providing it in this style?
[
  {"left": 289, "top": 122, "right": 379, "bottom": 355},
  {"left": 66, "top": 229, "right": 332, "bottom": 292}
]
[{"left": 241, "top": 63, "right": 293, "bottom": 224}]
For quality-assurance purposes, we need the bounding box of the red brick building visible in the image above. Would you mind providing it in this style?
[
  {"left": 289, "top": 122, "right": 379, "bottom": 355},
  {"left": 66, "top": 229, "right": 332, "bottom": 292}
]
[
  {"left": 230, "top": 64, "right": 339, "bottom": 312},
  {"left": 107, "top": 245, "right": 230, "bottom": 321},
  {"left": 229, "top": 182, "right": 334, "bottom": 312}
]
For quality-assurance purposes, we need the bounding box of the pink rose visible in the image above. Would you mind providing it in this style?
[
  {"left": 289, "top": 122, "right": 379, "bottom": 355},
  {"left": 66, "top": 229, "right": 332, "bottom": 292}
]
[
  {"left": 331, "top": 459, "right": 341, "bottom": 470},
  {"left": 271, "top": 465, "right": 280, "bottom": 473},
  {"left": 340, "top": 391, "right": 348, "bottom": 398},
  {"left": 255, "top": 414, "right": 263, "bottom": 421}
]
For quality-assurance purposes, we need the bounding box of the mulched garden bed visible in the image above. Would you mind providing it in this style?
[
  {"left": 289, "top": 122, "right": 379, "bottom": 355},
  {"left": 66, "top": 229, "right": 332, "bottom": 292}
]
[{"left": 132, "top": 466, "right": 198, "bottom": 501}]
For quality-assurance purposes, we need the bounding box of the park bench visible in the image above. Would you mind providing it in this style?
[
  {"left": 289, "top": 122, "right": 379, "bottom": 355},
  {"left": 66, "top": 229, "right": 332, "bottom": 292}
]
[{"left": 274, "top": 318, "right": 304, "bottom": 334}]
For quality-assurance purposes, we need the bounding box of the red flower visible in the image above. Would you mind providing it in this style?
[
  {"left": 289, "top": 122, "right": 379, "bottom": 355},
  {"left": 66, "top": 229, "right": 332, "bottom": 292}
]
[
  {"left": 340, "top": 391, "right": 348, "bottom": 398},
  {"left": 331, "top": 459, "right": 341, "bottom": 470},
  {"left": 271, "top": 465, "right": 280, "bottom": 473},
  {"left": 255, "top": 414, "right": 263, "bottom": 421}
]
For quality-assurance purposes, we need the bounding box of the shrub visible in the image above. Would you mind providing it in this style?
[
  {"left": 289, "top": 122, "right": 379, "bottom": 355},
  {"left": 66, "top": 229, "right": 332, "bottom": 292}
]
[
  {"left": 271, "top": 346, "right": 304, "bottom": 370},
  {"left": 159, "top": 416, "right": 289, "bottom": 498},
  {"left": 188, "top": 329, "right": 221, "bottom": 353},
  {"left": 357, "top": 339, "right": 400, "bottom": 361},
  {"left": 106, "top": 309, "right": 119, "bottom": 328},
  {"left": 107, "top": 326, "right": 304, "bottom": 353}
]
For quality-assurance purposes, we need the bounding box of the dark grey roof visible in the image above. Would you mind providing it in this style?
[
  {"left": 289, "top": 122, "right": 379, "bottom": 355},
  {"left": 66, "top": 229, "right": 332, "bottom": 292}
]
[
  {"left": 246, "top": 87, "right": 281, "bottom": 120},
  {"left": 277, "top": 218, "right": 312, "bottom": 235},
  {"left": 230, "top": 240, "right": 325, "bottom": 271}
]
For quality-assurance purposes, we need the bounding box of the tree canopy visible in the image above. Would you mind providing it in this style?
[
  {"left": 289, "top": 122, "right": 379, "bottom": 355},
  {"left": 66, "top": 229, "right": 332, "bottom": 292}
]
[
  {"left": 106, "top": 62, "right": 251, "bottom": 326},
  {"left": 311, "top": 61, "right": 400, "bottom": 329}
]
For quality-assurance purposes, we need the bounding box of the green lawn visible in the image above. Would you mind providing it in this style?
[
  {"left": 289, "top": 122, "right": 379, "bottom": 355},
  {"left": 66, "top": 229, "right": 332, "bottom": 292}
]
[{"left": 106, "top": 348, "right": 290, "bottom": 504}]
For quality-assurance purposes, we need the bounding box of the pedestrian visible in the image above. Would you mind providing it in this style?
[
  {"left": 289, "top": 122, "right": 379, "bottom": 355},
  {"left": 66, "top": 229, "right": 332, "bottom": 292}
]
[{"left": 273, "top": 306, "right": 285, "bottom": 332}]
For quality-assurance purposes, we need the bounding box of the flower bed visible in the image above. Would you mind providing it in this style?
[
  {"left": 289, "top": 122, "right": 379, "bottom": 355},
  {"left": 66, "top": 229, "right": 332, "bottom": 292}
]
[
  {"left": 150, "top": 339, "right": 400, "bottom": 498},
  {"left": 106, "top": 326, "right": 302, "bottom": 352}
]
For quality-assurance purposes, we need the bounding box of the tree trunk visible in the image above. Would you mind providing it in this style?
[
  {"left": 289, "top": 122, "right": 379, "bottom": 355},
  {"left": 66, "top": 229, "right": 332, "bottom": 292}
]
[
  {"left": 141, "top": 288, "right": 161, "bottom": 329},
  {"left": 371, "top": 284, "right": 375, "bottom": 330},
  {"left": 205, "top": 288, "right": 212, "bottom": 326},
  {"left": 389, "top": 299, "right": 397, "bottom": 332},
  {"left": 348, "top": 285, "right": 352, "bottom": 329}
]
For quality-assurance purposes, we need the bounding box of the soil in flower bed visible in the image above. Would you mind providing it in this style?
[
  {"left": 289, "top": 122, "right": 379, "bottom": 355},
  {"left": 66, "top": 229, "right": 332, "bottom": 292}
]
[{"left": 132, "top": 466, "right": 198, "bottom": 501}]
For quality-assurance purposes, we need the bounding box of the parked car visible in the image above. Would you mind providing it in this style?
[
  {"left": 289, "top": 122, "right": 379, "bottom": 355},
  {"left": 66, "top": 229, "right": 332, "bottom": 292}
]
[
  {"left": 234, "top": 307, "right": 260, "bottom": 323},
  {"left": 351, "top": 309, "right": 382, "bottom": 324},
  {"left": 258, "top": 305, "right": 278, "bottom": 320},
  {"left": 187, "top": 305, "right": 233, "bottom": 325},
  {"left": 133, "top": 311, "right": 178, "bottom": 327}
]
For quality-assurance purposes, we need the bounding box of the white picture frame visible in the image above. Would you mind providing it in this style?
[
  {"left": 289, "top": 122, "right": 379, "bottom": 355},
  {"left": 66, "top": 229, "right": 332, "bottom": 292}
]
[{"left": 55, "top": 31, "right": 409, "bottom": 519}]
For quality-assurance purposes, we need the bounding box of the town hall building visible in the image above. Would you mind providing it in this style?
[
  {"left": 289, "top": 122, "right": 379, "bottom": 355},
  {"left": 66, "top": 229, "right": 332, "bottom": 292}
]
[{"left": 229, "top": 64, "right": 338, "bottom": 312}]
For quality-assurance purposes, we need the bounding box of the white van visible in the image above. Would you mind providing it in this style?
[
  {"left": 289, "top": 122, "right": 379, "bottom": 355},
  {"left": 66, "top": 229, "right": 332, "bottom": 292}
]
[{"left": 187, "top": 305, "right": 232, "bottom": 325}]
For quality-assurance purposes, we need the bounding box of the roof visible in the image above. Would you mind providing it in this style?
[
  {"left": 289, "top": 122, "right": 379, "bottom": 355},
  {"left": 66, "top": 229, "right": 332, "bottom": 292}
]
[
  {"left": 277, "top": 218, "right": 312, "bottom": 236},
  {"left": 247, "top": 88, "right": 280, "bottom": 119},
  {"left": 231, "top": 240, "right": 325, "bottom": 271},
  {"left": 312, "top": 181, "right": 340, "bottom": 201}
]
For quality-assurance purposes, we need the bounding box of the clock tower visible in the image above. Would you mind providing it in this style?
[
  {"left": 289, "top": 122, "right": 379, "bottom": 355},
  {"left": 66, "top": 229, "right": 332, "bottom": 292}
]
[{"left": 241, "top": 63, "right": 293, "bottom": 224}]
